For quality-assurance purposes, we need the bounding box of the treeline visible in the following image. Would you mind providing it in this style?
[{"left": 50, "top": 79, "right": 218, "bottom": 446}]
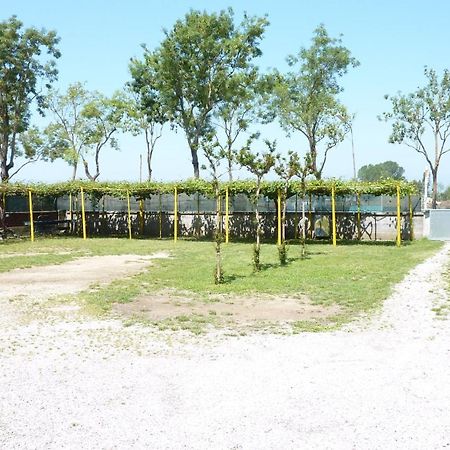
[{"left": 1, "top": 10, "right": 450, "bottom": 209}]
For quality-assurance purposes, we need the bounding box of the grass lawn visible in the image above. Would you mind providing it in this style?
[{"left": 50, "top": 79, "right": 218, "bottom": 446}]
[{"left": 0, "top": 236, "right": 443, "bottom": 333}]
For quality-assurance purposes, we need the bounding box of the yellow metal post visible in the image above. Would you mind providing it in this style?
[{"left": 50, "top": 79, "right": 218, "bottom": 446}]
[
  {"left": 127, "top": 190, "right": 132, "bottom": 240},
  {"left": 357, "top": 192, "right": 361, "bottom": 241},
  {"left": 69, "top": 193, "right": 73, "bottom": 233},
  {"left": 308, "top": 193, "right": 313, "bottom": 238},
  {"left": 331, "top": 184, "right": 337, "bottom": 247},
  {"left": 174, "top": 186, "right": 178, "bottom": 242},
  {"left": 277, "top": 190, "right": 282, "bottom": 245},
  {"left": 225, "top": 187, "right": 229, "bottom": 244},
  {"left": 159, "top": 192, "right": 162, "bottom": 239},
  {"left": 409, "top": 193, "right": 414, "bottom": 241},
  {"left": 80, "top": 187, "right": 87, "bottom": 240},
  {"left": 28, "top": 190, "right": 35, "bottom": 242},
  {"left": 217, "top": 194, "right": 222, "bottom": 231},
  {"left": 396, "top": 185, "right": 401, "bottom": 247},
  {"left": 294, "top": 194, "right": 298, "bottom": 239}
]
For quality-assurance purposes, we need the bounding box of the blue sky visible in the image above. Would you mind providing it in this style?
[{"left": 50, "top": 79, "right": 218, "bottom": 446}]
[{"left": 3, "top": 0, "right": 450, "bottom": 185}]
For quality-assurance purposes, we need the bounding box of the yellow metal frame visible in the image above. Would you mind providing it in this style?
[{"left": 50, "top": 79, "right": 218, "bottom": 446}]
[
  {"left": 294, "top": 194, "right": 298, "bottom": 239},
  {"left": 396, "top": 185, "right": 401, "bottom": 247},
  {"left": 174, "top": 186, "right": 178, "bottom": 242},
  {"left": 225, "top": 187, "right": 229, "bottom": 244},
  {"left": 69, "top": 193, "right": 73, "bottom": 233},
  {"left": 356, "top": 192, "right": 361, "bottom": 241},
  {"left": 28, "top": 190, "right": 35, "bottom": 242},
  {"left": 331, "top": 184, "right": 337, "bottom": 247},
  {"left": 80, "top": 187, "right": 87, "bottom": 240},
  {"left": 408, "top": 193, "right": 414, "bottom": 241},
  {"left": 308, "top": 193, "right": 313, "bottom": 238},
  {"left": 277, "top": 190, "right": 282, "bottom": 245},
  {"left": 159, "top": 192, "right": 162, "bottom": 239}
]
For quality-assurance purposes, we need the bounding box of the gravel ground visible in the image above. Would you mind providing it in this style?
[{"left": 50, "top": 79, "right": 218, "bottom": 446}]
[{"left": 1, "top": 244, "right": 450, "bottom": 449}]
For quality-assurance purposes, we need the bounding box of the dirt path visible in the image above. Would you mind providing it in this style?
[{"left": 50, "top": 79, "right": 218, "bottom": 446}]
[
  {"left": 0, "top": 252, "right": 170, "bottom": 301},
  {"left": 0, "top": 252, "right": 169, "bottom": 327},
  {"left": 1, "top": 245, "right": 450, "bottom": 449}
]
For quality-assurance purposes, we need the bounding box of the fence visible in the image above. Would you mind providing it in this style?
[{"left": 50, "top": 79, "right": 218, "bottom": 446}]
[{"left": 4, "top": 190, "right": 421, "bottom": 245}]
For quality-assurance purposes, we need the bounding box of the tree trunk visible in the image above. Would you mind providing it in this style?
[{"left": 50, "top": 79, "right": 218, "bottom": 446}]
[
  {"left": 191, "top": 147, "right": 200, "bottom": 179},
  {"left": 145, "top": 128, "right": 153, "bottom": 181},
  {"left": 83, "top": 159, "right": 99, "bottom": 182},
  {"left": 282, "top": 187, "right": 288, "bottom": 242},
  {"left": 0, "top": 193, "right": 6, "bottom": 237},
  {"left": 214, "top": 185, "right": 223, "bottom": 283},
  {"left": 431, "top": 168, "right": 438, "bottom": 209},
  {"left": 255, "top": 185, "right": 261, "bottom": 249},
  {"left": 0, "top": 151, "right": 8, "bottom": 235},
  {"left": 1, "top": 154, "right": 9, "bottom": 182},
  {"left": 71, "top": 162, "right": 78, "bottom": 181}
]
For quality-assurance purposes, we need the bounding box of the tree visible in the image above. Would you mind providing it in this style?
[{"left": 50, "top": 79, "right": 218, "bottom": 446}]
[
  {"left": 237, "top": 139, "right": 276, "bottom": 271},
  {"left": 0, "top": 16, "right": 60, "bottom": 236},
  {"left": 357, "top": 160, "right": 405, "bottom": 182},
  {"left": 201, "top": 134, "right": 226, "bottom": 283},
  {"left": 44, "top": 83, "right": 92, "bottom": 180},
  {"left": 6, "top": 127, "right": 52, "bottom": 179},
  {"left": 213, "top": 70, "right": 266, "bottom": 181},
  {"left": 274, "top": 150, "right": 308, "bottom": 260},
  {"left": 271, "top": 25, "right": 359, "bottom": 179},
  {"left": 0, "top": 16, "right": 60, "bottom": 182},
  {"left": 45, "top": 84, "right": 126, "bottom": 181},
  {"left": 81, "top": 92, "right": 127, "bottom": 181},
  {"left": 137, "top": 9, "right": 268, "bottom": 178},
  {"left": 127, "top": 56, "right": 168, "bottom": 181},
  {"left": 382, "top": 67, "right": 450, "bottom": 209}
]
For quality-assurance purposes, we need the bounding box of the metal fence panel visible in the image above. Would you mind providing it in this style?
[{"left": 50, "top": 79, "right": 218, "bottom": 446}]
[{"left": 426, "top": 209, "right": 450, "bottom": 240}]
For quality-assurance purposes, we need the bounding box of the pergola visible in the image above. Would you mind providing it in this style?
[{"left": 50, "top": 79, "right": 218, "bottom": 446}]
[{"left": 1, "top": 178, "right": 417, "bottom": 246}]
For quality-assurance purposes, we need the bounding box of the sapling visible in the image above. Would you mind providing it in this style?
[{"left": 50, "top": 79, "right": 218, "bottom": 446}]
[
  {"left": 202, "top": 137, "right": 226, "bottom": 284},
  {"left": 275, "top": 150, "right": 310, "bottom": 261},
  {"left": 237, "top": 139, "right": 276, "bottom": 271}
]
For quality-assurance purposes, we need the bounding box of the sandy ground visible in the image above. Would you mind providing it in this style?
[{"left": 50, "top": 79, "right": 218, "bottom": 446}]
[{"left": 1, "top": 245, "right": 450, "bottom": 449}]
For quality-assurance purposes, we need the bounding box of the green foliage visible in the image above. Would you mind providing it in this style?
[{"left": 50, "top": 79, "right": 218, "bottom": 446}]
[
  {"left": 277, "top": 242, "right": 288, "bottom": 265},
  {"left": 252, "top": 243, "right": 261, "bottom": 272},
  {"left": 274, "top": 150, "right": 307, "bottom": 242},
  {"left": 0, "top": 16, "right": 60, "bottom": 181},
  {"left": 358, "top": 161, "right": 405, "bottom": 182},
  {"left": 237, "top": 139, "right": 277, "bottom": 267},
  {"left": 270, "top": 25, "right": 359, "bottom": 180},
  {"left": 1, "top": 238, "right": 441, "bottom": 331},
  {"left": 213, "top": 73, "right": 268, "bottom": 181},
  {"left": 0, "top": 178, "right": 417, "bottom": 199},
  {"left": 139, "top": 8, "right": 269, "bottom": 178},
  {"left": 382, "top": 67, "right": 450, "bottom": 208},
  {"left": 127, "top": 55, "right": 168, "bottom": 181},
  {"left": 44, "top": 82, "right": 90, "bottom": 177},
  {"left": 44, "top": 84, "right": 127, "bottom": 181},
  {"left": 439, "top": 185, "right": 450, "bottom": 201},
  {"left": 237, "top": 139, "right": 277, "bottom": 185}
]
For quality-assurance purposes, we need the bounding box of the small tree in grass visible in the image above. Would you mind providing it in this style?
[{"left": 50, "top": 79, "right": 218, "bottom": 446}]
[
  {"left": 237, "top": 138, "right": 276, "bottom": 271},
  {"left": 274, "top": 150, "right": 307, "bottom": 263},
  {"left": 202, "top": 136, "right": 226, "bottom": 284}
]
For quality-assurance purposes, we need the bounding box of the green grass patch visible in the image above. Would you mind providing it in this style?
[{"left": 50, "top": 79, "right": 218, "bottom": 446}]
[{"left": 1, "top": 237, "right": 443, "bottom": 331}]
